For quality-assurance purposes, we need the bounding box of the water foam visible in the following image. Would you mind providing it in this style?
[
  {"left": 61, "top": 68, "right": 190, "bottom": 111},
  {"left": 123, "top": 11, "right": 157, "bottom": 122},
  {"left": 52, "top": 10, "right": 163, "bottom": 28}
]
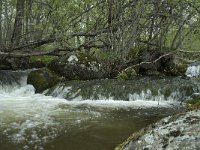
[
  {"left": 0, "top": 84, "right": 102, "bottom": 149},
  {"left": 0, "top": 70, "right": 184, "bottom": 149},
  {"left": 186, "top": 63, "right": 200, "bottom": 77}
]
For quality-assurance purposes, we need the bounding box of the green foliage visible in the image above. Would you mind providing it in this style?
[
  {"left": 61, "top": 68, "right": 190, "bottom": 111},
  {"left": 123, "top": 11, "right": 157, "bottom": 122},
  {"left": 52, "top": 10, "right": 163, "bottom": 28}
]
[
  {"left": 182, "top": 29, "right": 200, "bottom": 51},
  {"left": 117, "top": 67, "right": 137, "bottom": 80},
  {"left": 89, "top": 48, "right": 115, "bottom": 61},
  {"left": 117, "top": 71, "right": 129, "bottom": 80},
  {"left": 29, "top": 56, "right": 57, "bottom": 64},
  {"left": 1, "top": 0, "right": 200, "bottom": 62},
  {"left": 128, "top": 44, "right": 146, "bottom": 59},
  {"left": 176, "top": 64, "right": 188, "bottom": 74}
]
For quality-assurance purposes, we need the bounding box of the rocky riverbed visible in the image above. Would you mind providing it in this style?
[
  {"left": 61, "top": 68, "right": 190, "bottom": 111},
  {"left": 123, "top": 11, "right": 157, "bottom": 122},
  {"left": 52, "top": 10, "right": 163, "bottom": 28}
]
[{"left": 117, "top": 109, "right": 200, "bottom": 150}]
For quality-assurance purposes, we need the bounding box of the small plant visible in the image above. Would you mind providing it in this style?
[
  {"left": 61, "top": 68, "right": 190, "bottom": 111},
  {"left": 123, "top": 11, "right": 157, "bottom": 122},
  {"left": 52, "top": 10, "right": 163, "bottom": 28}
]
[{"left": 117, "top": 71, "right": 129, "bottom": 80}]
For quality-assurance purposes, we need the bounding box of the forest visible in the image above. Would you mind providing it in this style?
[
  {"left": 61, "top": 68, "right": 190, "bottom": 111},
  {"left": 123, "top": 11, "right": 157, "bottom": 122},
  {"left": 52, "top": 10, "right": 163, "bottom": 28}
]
[{"left": 0, "top": 0, "right": 199, "bottom": 70}]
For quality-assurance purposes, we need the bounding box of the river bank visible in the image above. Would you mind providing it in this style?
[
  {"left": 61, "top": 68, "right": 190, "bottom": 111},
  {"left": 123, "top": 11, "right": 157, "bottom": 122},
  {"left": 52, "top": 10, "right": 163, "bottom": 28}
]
[{"left": 117, "top": 109, "right": 200, "bottom": 150}]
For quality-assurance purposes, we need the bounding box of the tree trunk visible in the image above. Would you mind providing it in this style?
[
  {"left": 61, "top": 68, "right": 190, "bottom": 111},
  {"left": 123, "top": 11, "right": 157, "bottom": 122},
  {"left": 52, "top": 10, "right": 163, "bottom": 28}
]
[
  {"left": 4, "top": 0, "right": 11, "bottom": 47},
  {"left": 24, "top": 0, "right": 32, "bottom": 43},
  {"left": 0, "top": 0, "right": 2, "bottom": 46},
  {"left": 11, "top": 0, "right": 25, "bottom": 47}
]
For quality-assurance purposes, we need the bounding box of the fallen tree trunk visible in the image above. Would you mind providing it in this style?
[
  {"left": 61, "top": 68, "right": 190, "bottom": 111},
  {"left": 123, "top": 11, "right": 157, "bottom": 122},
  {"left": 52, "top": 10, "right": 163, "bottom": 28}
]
[{"left": 0, "top": 48, "right": 72, "bottom": 58}]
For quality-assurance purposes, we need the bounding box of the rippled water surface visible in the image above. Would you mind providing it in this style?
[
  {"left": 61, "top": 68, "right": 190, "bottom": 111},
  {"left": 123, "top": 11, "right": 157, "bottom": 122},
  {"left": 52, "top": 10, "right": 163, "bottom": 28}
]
[{"left": 0, "top": 70, "right": 196, "bottom": 150}]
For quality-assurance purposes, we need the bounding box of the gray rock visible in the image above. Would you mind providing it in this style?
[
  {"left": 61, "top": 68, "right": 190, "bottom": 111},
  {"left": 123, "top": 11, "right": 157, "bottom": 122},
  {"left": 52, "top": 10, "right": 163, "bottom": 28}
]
[{"left": 121, "top": 110, "right": 200, "bottom": 150}]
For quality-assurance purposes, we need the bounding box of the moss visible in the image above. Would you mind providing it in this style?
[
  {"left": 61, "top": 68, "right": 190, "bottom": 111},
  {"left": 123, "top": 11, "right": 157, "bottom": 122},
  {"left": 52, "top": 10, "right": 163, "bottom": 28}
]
[
  {"left": 151, "top": 89, "right": 158, "bottom": 97},
  {"left": 117, "top": 67, "right": 137, "bottom": 80},
  {"left": 185, "top": 97, "right": 200, "bottom": 109},
  {"left": 117, "top": 71, "right": 129, "bottom": 80},
  {"left": 89, "top": 48, "right": 116, "bottom": 61},
  {"left": 176, "top": 64, "right": 188, "bottom": 74},
  {"left": 164, "top": 88, "right": 172, "bottom": 98},
  {"left": 115, "top": 129, "right": 145, "bottom": 150},
  {"left": 27, "top": 68, "right": 60, "bottom": 93},
  {"left": 128, "top": 44, "right": 146, "bottom": 59},
  {"left": 29, "top": 55, "right": 57, "bottom": 64}
]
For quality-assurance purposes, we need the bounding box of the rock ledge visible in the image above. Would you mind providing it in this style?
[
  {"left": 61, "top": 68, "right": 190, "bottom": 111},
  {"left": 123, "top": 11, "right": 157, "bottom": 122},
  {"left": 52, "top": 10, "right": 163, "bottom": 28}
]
[{"left": 117, "top": 109, "right": 200, "bottom": 150}]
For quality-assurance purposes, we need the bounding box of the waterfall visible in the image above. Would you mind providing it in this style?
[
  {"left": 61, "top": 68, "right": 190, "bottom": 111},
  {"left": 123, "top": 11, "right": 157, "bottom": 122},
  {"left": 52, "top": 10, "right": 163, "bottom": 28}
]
[
  {"left": 45, "top": 77, "right": 199, "bottom": 103},
  {"left": 186, "top": 62, "right": 200, "bottom": 77}
]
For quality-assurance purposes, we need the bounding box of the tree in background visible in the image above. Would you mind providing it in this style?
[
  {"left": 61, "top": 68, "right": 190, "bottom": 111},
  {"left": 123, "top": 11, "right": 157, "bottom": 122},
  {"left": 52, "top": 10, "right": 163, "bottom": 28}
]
[{"left": 0, "top": 0, "right": 199, "bottom": 61}]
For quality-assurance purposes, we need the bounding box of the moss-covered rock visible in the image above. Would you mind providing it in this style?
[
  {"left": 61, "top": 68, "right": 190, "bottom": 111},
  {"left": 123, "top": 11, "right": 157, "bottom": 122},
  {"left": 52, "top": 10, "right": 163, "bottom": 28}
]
[
  {"left": 185, "top": 94, "right": 200, "bottom": 109},
  {"left": 29, "top": 55, "right": 57, "bottom": 68},
  {"left": 176, "top": 64, "right": 188, "bottom": 74},
  {"left": 27, "top": 68, "right": 61, "bottom": 93}
]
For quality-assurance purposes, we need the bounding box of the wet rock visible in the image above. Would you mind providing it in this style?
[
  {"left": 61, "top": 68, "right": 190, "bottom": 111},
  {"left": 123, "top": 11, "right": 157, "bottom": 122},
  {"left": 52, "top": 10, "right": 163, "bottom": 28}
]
[
  {"left": 118, "top": 110, "right": 200, "bottom": 150},
  {"left": 27, "top": 68, "right": 60, "bottom": 93}
]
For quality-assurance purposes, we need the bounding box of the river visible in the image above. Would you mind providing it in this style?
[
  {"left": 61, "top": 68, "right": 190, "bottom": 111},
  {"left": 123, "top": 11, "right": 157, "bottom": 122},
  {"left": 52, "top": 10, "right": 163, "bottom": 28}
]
[{"left": 0, "top": 65, "right": 199, "bottom": 150}]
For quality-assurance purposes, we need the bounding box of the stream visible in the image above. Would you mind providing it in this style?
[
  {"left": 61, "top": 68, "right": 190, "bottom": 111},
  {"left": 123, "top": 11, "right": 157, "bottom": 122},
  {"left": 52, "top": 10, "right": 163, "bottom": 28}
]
[{"left": 0, "top": 64, "right": 199, "bottom": 150}]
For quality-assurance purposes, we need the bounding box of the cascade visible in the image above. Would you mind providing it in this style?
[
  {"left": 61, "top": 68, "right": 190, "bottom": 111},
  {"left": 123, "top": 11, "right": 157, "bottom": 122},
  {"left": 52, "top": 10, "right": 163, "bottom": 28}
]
[
  {"left": 46, "top": 77, "right": 199, "bottom": 103},
  {"left": 0, "top": 70, "right": 199, "bottom": 150},
  {"left": 186, "top": 62, "right": 200, "bottom": 77}
]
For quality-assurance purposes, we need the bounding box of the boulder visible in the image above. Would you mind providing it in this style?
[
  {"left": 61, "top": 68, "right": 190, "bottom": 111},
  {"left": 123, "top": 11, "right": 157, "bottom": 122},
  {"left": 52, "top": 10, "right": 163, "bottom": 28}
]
[
  {"left": 27, "top": 69, "right": 60, "bottom": 93},
  {"left": 117, "top": 109, "right": 200, "bottom": 150}
]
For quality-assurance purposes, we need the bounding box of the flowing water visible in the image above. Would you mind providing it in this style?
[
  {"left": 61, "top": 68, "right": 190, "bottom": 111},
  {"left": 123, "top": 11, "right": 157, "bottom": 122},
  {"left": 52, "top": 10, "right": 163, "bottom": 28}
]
[
  {"left": 186, "top": 61, "right": 200, "bottom": 77},
  {"left": 0, "top": 67, "right": 199, "bottom": 150}
]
